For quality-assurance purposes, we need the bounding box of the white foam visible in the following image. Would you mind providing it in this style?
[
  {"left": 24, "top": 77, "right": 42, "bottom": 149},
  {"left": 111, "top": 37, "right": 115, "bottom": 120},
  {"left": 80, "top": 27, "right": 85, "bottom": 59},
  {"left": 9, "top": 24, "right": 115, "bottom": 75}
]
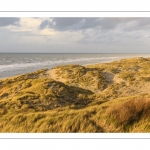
[{"left": 0, "top": 56, "right": 123, "bottom": 73}]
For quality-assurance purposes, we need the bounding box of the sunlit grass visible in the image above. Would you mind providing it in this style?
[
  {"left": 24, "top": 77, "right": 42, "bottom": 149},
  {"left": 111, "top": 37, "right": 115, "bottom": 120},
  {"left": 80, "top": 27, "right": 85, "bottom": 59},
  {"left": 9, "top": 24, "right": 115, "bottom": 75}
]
[{"left": 0, "top": 57, "right": 150, "bottom": 132}]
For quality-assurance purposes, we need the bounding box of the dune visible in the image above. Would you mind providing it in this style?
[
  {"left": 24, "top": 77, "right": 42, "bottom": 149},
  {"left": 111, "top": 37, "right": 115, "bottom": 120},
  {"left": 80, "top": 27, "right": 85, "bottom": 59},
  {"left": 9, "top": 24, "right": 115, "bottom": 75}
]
[{"left": 0, "top": 57, "right": 150, "bottom": 132}]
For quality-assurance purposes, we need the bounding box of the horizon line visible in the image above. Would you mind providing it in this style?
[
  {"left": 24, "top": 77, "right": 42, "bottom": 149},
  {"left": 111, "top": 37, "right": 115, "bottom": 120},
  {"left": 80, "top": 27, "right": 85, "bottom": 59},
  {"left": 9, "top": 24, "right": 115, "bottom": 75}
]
[{"left": 0, "top": 52, "right": 150, "bottom": 54}]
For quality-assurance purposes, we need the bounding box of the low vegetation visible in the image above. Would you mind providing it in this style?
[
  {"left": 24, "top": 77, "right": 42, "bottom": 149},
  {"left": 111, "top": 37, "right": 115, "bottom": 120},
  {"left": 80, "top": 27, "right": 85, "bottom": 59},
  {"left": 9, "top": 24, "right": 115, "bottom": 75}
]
[{"left": 0, "top": 57, "right": 150, "bottom": 132}]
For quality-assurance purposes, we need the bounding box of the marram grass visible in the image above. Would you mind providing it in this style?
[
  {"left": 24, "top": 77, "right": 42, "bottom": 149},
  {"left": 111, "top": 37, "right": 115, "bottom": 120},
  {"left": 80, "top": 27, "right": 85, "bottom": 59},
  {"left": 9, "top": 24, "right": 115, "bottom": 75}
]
[{"left": 0, "top": 57, "right": 150, "bottom": 132}]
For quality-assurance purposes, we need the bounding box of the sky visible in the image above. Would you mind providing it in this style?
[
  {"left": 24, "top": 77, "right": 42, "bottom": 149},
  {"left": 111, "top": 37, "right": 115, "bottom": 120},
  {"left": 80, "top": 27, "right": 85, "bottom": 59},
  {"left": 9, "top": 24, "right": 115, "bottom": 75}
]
[{"left": 0, "top": 17, "right": 150, "bottom": 53}]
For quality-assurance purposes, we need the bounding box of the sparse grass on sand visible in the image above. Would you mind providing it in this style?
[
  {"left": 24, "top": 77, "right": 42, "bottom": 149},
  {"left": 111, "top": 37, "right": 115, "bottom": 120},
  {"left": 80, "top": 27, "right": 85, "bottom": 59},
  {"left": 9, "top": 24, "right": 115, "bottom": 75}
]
[{"left": 0, "top": 57, "right": 150, "bottom": 132}]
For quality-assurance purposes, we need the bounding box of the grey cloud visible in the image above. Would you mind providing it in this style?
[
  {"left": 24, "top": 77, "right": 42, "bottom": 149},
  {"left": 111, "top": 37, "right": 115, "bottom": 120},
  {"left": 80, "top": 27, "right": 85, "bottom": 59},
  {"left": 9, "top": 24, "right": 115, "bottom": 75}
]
[
  {"left": 39, "top": 17, "right": 143, "bottom": 31},
  {"left": 39, "top": 17, "right": 150, "bottom": 32},
  {"left": 137, "top": 18, "right": 150, "bottom": 27},
  {"left": 0, "top": 17, "right": 20, "bottom": 27},
  {"left": 40, "top": 20, "right": 52, "bottom": 29},
  {"left": 120, "top": 18, "right": 150, "bottom": 31},
  {"left": 39, "top": 18, "right": 103, "bottom": 31},
  {"left": 77, "top": 26, "right": 145, "bottom": 45},
  {"left": 98, "top": 18, "right": 138, "bottom": 29}
]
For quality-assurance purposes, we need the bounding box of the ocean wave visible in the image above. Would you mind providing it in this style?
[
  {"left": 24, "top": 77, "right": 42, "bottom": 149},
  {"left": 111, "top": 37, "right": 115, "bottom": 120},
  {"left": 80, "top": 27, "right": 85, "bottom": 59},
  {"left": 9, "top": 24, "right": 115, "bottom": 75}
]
[{"left": 0, "top": 56, "right": 123, "bottom": 73}]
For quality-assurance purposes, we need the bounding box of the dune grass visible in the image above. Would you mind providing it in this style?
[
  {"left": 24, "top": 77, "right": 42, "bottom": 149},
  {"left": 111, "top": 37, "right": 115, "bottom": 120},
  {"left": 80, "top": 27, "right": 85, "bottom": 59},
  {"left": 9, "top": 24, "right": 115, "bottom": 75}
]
[{"left": 0, "top": 57, "right": 150, "bottom": 132}]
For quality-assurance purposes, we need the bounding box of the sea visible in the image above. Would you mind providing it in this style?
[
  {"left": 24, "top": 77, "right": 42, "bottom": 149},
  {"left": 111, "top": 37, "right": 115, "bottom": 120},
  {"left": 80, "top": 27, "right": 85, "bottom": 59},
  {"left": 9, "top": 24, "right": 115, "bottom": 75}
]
[{"left": 0, "top": 53, "right": 150, "bottom": 79}]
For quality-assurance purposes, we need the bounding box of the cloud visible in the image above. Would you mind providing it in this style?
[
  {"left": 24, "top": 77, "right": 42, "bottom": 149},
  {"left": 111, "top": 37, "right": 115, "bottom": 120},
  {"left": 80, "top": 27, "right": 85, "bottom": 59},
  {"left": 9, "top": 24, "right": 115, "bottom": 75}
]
[
  {"left": 0, "top": 17, "right": 20, "bottom": 27},
  {"left": 39, "top": 17, "right": 150, "bottom": 33},
  {"left": 39, "top": 18, "right": 104, "bottom": 31},
  {"left": 39, "top": 18, "right": 139, "bottom": 31},
  {"left": 40, "top": 20, "right": 52, "bottom": 29},
  {"left": 123, "top": 18, "right": 150, "bottom": 31},
  {"left": 1, "top": 17, "right": 150, "bottom": 53}
]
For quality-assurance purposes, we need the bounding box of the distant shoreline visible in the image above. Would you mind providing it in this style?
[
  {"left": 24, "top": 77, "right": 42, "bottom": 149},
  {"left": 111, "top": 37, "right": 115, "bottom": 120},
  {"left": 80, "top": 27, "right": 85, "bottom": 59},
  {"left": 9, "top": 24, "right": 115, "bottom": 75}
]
[
  {"left": 1, "top": 54, "right": 150, "bottom": 79},
  {"left": 0, "top": 56, "right": 139, "bottom": 80},
  {"left": 0, "top": 56, "right": 149, "bottom": 80}
]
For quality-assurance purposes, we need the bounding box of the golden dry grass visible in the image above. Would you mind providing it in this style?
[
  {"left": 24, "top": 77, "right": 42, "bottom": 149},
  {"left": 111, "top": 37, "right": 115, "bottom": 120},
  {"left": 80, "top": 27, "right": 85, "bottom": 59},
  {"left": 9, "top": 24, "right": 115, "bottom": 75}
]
[{"left": 0, "top": 57, "right": 150, "bottom": 132}]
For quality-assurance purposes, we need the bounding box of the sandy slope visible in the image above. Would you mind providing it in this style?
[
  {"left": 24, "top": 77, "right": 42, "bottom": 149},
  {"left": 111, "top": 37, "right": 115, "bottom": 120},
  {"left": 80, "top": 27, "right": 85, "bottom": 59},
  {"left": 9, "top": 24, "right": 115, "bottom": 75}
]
[{"left": 0, "top": 57, "right": 150, "bottom": 132}]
